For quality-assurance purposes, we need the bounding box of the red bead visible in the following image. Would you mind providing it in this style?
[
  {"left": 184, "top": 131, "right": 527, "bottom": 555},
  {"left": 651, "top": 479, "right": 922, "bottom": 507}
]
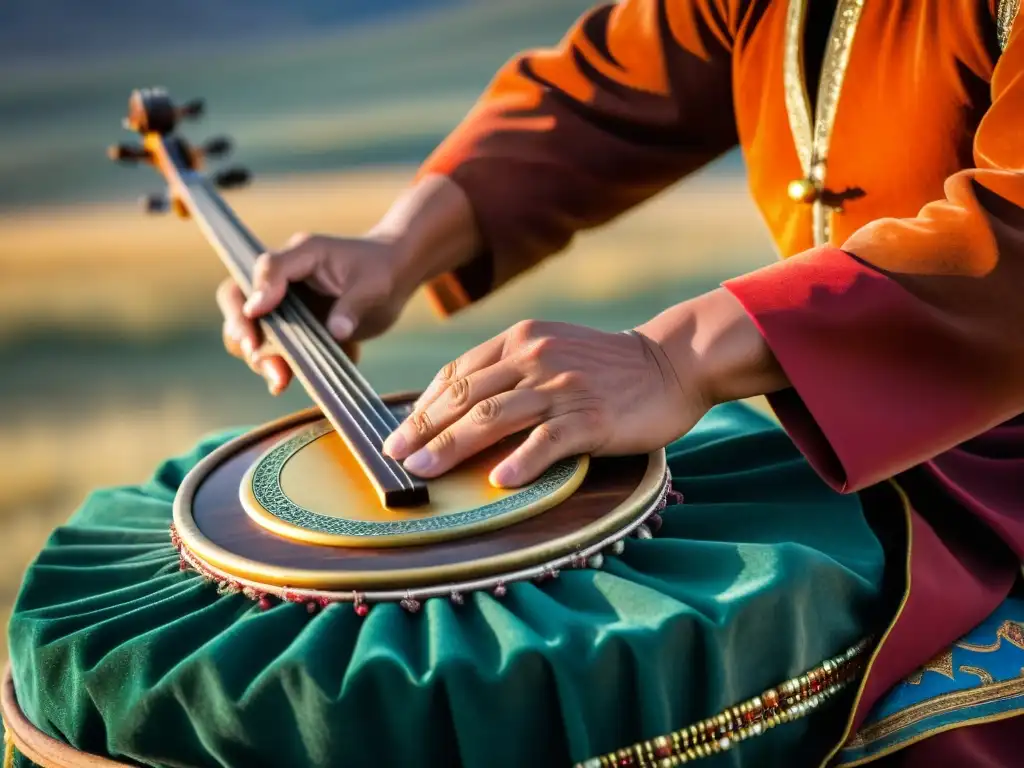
[
  {"left": 646, "top": 513, "right": 663, "bottom": 533},
  {"left": 744, "top": 710, "right": 758, "bottom": 723},
  {"left": 354, "top": 602, "right": 370, "bottom": 617},
  {"left": 764, "top": 690, "right": 779, "bottom": 708},
  {"left": 493, "top": 583, "right": 507, "bottom": 598},
  {"left": 306, "top": 602, "right": 318, "bottom": 614},
  {"left": 617, "top": 754, "right": 634, "bottom": 766},
  {"left": 258, "top": 596, "right": 272, "bottom": 611},
  {"left": 654, "top": 745, "right": 673, "bottom": 758}
]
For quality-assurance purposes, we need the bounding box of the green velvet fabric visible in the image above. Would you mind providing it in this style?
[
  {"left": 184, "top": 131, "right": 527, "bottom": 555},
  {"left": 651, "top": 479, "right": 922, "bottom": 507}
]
[{"left": 7, "top": 402, "right": 887, "bottom": 767}]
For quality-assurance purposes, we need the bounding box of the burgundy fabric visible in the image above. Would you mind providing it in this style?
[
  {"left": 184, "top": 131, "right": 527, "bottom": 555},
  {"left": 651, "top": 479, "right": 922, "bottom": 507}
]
[
  {"left": 848, "top": 481, "right": 1019, "bottom": 734},
  {"left": 872, "top": 714, "right": 1024, "bottom": 768},
  {"left": 722, "top": 247, "right": 1024, "bottom": 747}
]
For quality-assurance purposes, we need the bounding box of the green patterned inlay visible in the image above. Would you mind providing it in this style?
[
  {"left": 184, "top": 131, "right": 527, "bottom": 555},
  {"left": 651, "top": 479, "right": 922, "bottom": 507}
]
[{"left": 250, "top": 421, "right": 581, "bottom": 538}]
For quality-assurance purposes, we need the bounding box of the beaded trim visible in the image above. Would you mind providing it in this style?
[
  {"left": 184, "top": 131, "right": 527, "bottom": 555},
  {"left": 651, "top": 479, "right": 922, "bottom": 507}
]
[
  {"left": 171, "top": 473, "right": 682, "bottom": 617},
  {"left": 998, "top": 0, "right": 1021, "bottom": 51},
  {"left": 2, "top": 719, "right": 12, "bottom": 768},
  {"left": 574, "top": 637, "right": 873, "bottom": 768}
]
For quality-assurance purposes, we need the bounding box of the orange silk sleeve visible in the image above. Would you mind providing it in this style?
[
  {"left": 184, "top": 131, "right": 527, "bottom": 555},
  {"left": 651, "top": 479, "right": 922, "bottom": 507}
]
[
  {"left": 417, "top": 0, "right": 739, "bottom": 314},
  {"left": 723, "top": 20, "right": 1024, "bottom": 492}
]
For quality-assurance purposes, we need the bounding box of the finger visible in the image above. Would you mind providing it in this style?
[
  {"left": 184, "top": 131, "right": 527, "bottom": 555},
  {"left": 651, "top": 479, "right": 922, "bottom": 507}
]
[
  {"left": 401, "top": 389, "right": 549, "bottom": 479},
  {"left": 222, "top": 321, "right": 244, "bottom": 359},
  {"left": 490, "top": 412, "right": 596, "bottom": 488},
  {"left": 260, "top": 356, "right": 292, "bottom": 395},
  {"left": 243, "top": 237, "right": 323, "bottom": 318},
  {"left": 244, "top": 340, "right": 291, "bottom": 394},
  {"left": 412, "top": 334, "right": 506, "bottom": 413},
  {"left": 217, "top": 279, "right": 261, "bottom": 358},
  {"left": 383, "top": 359, "right": 522, "bottom": 460}
]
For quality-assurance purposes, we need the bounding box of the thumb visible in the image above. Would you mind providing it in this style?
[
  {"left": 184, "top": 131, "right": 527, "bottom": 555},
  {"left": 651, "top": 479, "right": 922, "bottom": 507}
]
[{"left": 244, "top": 238, "right": 322, "bottom": 318}]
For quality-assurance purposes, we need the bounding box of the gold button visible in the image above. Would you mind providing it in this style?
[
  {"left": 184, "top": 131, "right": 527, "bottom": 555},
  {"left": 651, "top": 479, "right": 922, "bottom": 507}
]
[{"left": 787, "top": 178, "right": 818, "bottom": 204}]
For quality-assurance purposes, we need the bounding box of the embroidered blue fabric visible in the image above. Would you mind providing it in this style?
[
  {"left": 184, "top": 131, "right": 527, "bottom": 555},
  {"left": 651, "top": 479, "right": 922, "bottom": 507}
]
[{"left": 837, "top": 586, "right": 1024, "bottom": 766}]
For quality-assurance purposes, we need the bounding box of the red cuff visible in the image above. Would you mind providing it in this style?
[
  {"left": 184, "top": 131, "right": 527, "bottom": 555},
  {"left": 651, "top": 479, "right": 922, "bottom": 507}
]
[{"left": 723, "top": 247, "right": 1009, "bottom": 492}]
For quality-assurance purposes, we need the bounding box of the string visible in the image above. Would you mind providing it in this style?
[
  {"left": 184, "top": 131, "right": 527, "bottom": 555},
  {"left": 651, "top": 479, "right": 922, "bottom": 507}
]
[{"left": 173, "top": 157, "right": 420, "bottom": 497}]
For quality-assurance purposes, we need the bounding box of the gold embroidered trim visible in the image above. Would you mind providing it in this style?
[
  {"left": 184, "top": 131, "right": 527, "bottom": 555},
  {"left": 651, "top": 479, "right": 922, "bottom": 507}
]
[
  {"left": 906, "top": 649, "right": 955, "bottom": 685},
  {"left": 573, "top": 638, "right": 872, "bottom": 768},
  {"left": 959, "top": 665, "right": 996, "bottom": 686},
  {"left": 841, "top": 672, "right": 1024, "bottom": 751},
  {"left": 2, "top": 720, "right": 12, "bottom": 768},
  {"left": 815, "top": 479, "right": 915, "bottom": 768},
  {"left": 783, "top": 0, "right": 814, "bottom": 175},
  {"left": 998, "top": 0, "right": 1021, "bottom": 51},
  {"left": 956, "top": 620, "right": 1024, "bottom": 653},
  {"left": 782, "top": 0, "right": 866, "bottom": 246}
]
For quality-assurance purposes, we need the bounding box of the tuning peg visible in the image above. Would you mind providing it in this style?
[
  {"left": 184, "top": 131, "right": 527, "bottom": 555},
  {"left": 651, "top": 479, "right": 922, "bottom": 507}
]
[
  {"left": 107, "top": 143, "right": 150, "bottom": 163},
  {"left": 201, "top": 136, "right": 232, "bottom": 158},
  {"left": 176, "top": 98, "right": 205, "bottom": 120},
  {"left": 139, "top": 193, "right": 170, "bottom": 214},
  {"left": 213, "top": 167, "right": 251, "bottom": 189}
]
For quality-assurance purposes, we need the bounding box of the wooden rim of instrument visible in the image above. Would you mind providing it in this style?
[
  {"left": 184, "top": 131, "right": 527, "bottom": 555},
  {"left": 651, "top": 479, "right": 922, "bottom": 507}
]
[
  {"left": 173, "top": 407, "right": 670, "bottom": 604},
  {"left": 1, "top": 665, "right": 134, "bottom": 768}
]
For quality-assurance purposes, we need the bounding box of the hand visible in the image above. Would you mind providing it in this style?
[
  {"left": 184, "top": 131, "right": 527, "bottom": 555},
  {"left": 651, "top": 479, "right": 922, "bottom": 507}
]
[
  {"left": 218, "top": 233, "right": 412, "bottom": 394},
  {"left": 382, "top": 320, "right": 711, "bottom": 487}
]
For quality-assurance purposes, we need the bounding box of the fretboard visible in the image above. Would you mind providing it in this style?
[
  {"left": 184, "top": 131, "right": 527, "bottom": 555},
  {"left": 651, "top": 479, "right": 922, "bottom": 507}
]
[{"left": 160, "top": 136, "right": 429, "bottom": 507}]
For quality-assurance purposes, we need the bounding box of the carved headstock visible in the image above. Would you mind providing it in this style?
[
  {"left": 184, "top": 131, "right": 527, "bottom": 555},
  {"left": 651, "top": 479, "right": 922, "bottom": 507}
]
[{"left": 107, "top": 87, "right": 250, "bottom": 216}]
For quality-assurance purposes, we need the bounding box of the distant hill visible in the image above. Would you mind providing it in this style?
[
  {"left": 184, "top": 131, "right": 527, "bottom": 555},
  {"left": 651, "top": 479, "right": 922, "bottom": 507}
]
[{"left": 0, "top": 0, "right": 457, "bottom": 66}]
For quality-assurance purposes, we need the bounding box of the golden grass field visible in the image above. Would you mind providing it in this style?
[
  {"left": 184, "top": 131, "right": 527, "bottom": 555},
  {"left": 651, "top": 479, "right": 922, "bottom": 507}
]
[{"left": 0, "top": 166, "right": 776, "bottom": 661}]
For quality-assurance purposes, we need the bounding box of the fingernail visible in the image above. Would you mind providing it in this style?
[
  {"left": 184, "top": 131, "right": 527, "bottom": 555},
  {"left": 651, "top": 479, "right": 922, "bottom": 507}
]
[
  {"left": 383, "top": 432, "right": 407, "bottom": 459},
  {"left": 240, "top": 337, "right": 255, "bottom": 358},
  {"left": 490, "top": 463, "right": 516, "bottom": 488},
  {"left": 328, "top": 315, "right": 354, "bottom": 339},
  {"left": 243, "top": 291, "right": 265, "bottom": 316},
  {"left": 403, "top": 449, "right": 435, "bottom": 475}
]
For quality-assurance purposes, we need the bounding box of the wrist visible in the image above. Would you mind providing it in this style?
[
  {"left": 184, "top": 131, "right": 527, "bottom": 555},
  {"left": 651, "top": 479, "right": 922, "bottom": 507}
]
[
  {"left": 367, "top": 174, "right": 482, "bottom": 300},
  {"left": 635, "top": 288, "right": 789, "bottom": 407}
]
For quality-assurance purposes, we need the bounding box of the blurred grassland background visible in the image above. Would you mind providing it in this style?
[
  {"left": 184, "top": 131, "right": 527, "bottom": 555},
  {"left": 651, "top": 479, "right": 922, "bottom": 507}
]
[{"left": 0, "top": 0, "right": 776, "bottom": 660}]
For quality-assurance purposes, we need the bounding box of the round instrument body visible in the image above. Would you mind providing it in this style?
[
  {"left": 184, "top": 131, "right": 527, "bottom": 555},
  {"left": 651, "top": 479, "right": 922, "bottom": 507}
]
[
  {"left": 173, "top": 394, "right": 669, "bottom": 604},
  {"left": 239, "top": 416, "right": 590, "bottom": 548}
]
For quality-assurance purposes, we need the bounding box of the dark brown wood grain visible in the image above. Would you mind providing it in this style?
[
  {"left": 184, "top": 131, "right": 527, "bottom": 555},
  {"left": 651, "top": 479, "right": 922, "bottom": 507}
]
[{"left": 188, "top": 395, "right": 651, "bottom": 586}]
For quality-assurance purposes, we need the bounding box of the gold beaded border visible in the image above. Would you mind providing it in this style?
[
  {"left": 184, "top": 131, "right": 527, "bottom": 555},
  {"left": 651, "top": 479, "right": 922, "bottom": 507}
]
[
  {"left": 2, "top": 720, "right": 13, "bottom": 768},
  {"left": 998, "top": 0, "right": 1021, "bottom": 51},
  {"left": 574, "top": 637, "right": 872, "bottom": 768}
]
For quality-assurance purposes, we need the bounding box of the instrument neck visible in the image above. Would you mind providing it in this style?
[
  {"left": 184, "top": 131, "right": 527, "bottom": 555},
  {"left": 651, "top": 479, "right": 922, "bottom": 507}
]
[{"left": 157, "top": 136, "right": 428, "bottom": 507}]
